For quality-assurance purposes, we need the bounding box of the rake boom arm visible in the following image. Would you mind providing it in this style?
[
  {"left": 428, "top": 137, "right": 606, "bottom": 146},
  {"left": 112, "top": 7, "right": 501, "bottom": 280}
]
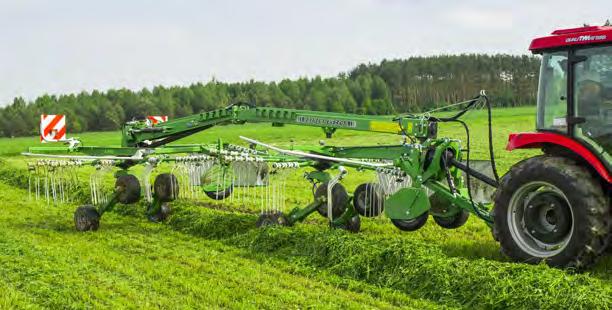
[{"left": 122, "top": 105, "right": 435, "bottom": 148}]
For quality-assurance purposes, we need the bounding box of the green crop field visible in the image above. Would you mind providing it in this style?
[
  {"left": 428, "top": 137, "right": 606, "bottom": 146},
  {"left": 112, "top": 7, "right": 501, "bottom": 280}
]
[{"left": 0, "top": 106, "right": 610, "bottom": 309}]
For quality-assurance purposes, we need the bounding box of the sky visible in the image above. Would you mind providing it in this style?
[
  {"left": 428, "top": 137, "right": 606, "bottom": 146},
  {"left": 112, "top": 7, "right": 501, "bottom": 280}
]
[{"left": 0, "top": 0, "right": 610, "bottom": 106}]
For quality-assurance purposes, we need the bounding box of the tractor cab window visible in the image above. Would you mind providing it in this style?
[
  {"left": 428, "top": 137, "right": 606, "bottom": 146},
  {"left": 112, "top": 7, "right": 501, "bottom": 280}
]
[
  {"left": 574, "top": 45, "right": 612, "bottom": 154},
  {"left": 537, "top": 52, "right": 568, "bottom": 132}
]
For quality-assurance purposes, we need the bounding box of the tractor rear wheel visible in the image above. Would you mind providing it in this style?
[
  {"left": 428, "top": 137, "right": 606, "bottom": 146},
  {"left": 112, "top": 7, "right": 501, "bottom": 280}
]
[
  {"left": 493, "top": 156, "right": 610, "bottom": 269},
  {"left": 315, "top": 182, "right": 349, "bottom": 218},
  {"left": 74, "top": 205, "right": 100, "bottom": 232},
  {"left": 390, "top": 211, "right": 429, "bottom": 231},
  {"left": 154, "top": 173, "right": 179, "bottom": 202},
  {"left": 115, "top": 174, "right": 141, "bottom": 204}
]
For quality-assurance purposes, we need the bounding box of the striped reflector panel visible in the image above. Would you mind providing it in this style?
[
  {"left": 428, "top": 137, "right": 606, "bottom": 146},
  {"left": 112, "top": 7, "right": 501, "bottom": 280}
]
[
  {"left": 40, "top": 114, "right": 66, "bottom": 142},
  {"left": 146, "top": 116, "right": 168, "bottom": 125}
]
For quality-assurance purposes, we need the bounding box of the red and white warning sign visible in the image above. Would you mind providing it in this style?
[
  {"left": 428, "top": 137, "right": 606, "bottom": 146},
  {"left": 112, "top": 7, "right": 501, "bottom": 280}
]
[
  {"left": 146, "top": 116, "right": 168, "bottom": 125},
  {"left": 40, "top": 114, "right": 66, "bottom": 142}
]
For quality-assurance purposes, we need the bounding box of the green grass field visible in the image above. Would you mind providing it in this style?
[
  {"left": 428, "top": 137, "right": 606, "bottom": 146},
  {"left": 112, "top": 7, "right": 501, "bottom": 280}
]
[{"left": 0, "top": 106, "right": 610, "bottom": 309}]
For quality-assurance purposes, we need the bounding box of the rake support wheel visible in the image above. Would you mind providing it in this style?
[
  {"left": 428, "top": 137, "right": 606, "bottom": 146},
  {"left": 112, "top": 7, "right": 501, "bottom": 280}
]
[
  {"left": 154, "top": 173, "right": 179, "bottom": 202},
  {"left": 433, "top": 210, "right": 470, "bottom": 229},
  {"left": 148, "top": 202, "right": 171, "bottom": 222},
  {"left": 391, "top": 211, "right": 429, "bottom": 232},
  {"left": 353, "top": 183, "right": 385, "bottom": 217},
  {"left": 315, "top": 182, "right": 349, "bottom": 218},
  {"left": 115, "top": 174, "right": 141, "bottom": 204},
  {"left": 337, "top": 215, "right": 361, "bottom": 233},
  {"left": 256, "top": 212, "right": 289, "bottom": 228},
  {"left": 74, "top": 205, "right": 100, "bottom": 232},
  {"left": 204, "top": 186, "right": 233, "bottom": 200}
]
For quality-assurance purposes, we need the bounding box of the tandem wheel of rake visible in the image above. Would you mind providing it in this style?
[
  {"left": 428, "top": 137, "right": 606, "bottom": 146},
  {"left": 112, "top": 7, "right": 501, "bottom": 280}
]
[
  {"left": 149, "top": 173, "right": 179, "bottom": 222},
  {"left": 256, "top": 211, "right": 290, "bottom": 228},
  {"left": 314, "top": 182, "right": 349, "bottom": 218},
  {"left": 353, "top": 183, "right": 385, "bottom": 217},
  {"left": 116, "top": 174, "right": 142, "bottom": 204},
  {"left": 74, "top": 205, "right": 100, "bottom": 232},
  {"left": 154, "top": 173, "right": 179, "bottom": 203},
  {"left": 429, "top": 192, "right": 470, "bottom": 229}
]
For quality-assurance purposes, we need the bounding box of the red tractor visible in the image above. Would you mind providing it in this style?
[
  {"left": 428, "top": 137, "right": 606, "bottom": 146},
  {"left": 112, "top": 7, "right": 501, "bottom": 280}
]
[{"left": 493, "top": 25, "right": 611, "bottom": 268}]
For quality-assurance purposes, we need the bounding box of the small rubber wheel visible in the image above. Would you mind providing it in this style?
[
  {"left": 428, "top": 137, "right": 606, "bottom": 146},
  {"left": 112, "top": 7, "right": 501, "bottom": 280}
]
[
  {"left": 204, "top": 186, "right": 233, "bottom": 200},
  {"left": 353, "top": 183, "right": 385, "bottom": 217},
  {"left": 493, "top": 156, "right": 610, "bottom": 269},
  {"left": 154, "top": 173, "right": 179, "bottom": 202},
  {"left": 391, "top": 211, "right": 429, "bottom": 232},
  {"left": 315, "top": 182, "right": 349, "bottom": 218},
  {"left": 433, "top": 210, "right": 469, "bottom": 229},
  {"left": 115, "top": 174, "right": 141, "bottom": 204},
  {"left": 256, "top": 212, "right": 289, "bottom": 228},
  {"left": 148, "top": 203, "right": 171, "bottom": 222},
  {"left": 74, "top": 205, "right": 100, "bottom": 232},
  {"left": 338, "top": 215, "right": 361, "bottom": 233}
]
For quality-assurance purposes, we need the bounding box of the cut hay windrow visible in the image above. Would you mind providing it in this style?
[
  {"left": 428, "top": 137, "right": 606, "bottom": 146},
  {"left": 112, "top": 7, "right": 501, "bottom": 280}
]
[
  {"left": 2, "top": 157, "right": 610, "bottom": 309},
  {"left": 166, "top": 203, "right": 611, "bottom": 310}
]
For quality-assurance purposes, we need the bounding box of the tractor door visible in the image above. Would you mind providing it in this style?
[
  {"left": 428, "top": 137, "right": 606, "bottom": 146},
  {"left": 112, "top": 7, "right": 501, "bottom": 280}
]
[
  {"left": 572, "top": 45, "right": 612, "bottom": 156},
  {"left": 537, "top": 51, "right": 568, "bottom": 132}
]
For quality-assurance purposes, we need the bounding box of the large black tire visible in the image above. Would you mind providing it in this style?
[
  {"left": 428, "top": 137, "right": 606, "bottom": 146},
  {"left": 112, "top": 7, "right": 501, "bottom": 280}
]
[
  {"left": 315, "top": 182, "right": 349, "bottom": 218},
  {"left": 493, "top": 156, "right": 610, "bottom": 269},
  {"left": 391, "top": 211, "right": 429, "bottom": 232},
  {"left": 154, "top": 173, "right": 179, "bottom": 202},
  {"left": 204, "top": 186, "right": 233, "bottom": 200},
  {"left": 353, "top": 183, "right": 385, "bottom": 217},
  {"left": 115, "top": 174, "right": 141, "bottom": 204},
  {"left": 430, "top": 192, "right": 469, "bottom": 229},
  {"left": 74, "top": 205, "right": 100, "bottom": 232},
  {"left": 256, "top": 212, "right": 289, "bottom": 228}
]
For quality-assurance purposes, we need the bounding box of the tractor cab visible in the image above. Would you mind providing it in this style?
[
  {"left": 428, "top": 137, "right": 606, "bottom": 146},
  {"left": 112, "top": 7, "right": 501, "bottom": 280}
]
[{"left": 531, "top": 25, "right": 612, "bottom": 162}]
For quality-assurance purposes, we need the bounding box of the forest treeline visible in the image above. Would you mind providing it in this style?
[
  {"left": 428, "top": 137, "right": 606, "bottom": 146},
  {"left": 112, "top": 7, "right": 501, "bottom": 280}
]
[{"left": 0, "top": 54, "right": 539, "bottom": 137}]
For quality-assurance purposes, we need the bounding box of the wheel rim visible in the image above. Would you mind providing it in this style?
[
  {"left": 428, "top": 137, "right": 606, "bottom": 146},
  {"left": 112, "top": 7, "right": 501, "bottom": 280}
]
[{"left": 507, "top": 181, "right": 573, "bottom": 257}]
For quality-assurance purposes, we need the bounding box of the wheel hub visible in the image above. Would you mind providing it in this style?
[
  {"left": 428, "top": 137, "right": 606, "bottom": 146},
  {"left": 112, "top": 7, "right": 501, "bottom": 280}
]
[
  {"left": 523, "top": 192, "right": 572, "bottom": 244},
  {"left": 508, "top": 182, "right": 574, "bottom": 257}
]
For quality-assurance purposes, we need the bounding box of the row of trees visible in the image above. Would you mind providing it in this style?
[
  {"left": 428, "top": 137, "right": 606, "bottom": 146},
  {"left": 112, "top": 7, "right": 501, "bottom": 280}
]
[{"left": 0, "top": 54, "right": 540, "bottom": 137}]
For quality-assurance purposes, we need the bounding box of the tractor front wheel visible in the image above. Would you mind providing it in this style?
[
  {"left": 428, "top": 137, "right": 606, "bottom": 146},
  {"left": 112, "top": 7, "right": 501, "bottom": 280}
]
[{"left": 493, "top": 156, "right": 609, "bottom": 269}]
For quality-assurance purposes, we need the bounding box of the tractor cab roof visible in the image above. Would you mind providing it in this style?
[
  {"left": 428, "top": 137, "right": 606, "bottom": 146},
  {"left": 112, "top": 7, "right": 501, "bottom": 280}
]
[{"left": 530, "top": 25, "right": 612, "bottom": 53}]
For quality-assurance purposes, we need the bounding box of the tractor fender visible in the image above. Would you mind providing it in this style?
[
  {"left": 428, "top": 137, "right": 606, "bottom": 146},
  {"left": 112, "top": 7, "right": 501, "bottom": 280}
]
[{"left": 506, "top": 132, "right": 611, "bottom": 183}]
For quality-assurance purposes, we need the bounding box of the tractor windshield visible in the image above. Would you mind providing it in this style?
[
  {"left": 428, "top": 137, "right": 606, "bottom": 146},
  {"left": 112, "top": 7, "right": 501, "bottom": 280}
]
[
  {"left": 574, "top": 45, "right": 612, "bottom": 154},
  {"left": 537, "top": 51, "right": 568, "bottom": 132}
]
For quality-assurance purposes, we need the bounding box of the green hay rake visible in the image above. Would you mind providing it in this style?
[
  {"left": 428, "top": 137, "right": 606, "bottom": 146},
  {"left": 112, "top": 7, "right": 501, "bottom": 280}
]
[{"left": 25, "top": 94, "right": 499, "bottom": 235}]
